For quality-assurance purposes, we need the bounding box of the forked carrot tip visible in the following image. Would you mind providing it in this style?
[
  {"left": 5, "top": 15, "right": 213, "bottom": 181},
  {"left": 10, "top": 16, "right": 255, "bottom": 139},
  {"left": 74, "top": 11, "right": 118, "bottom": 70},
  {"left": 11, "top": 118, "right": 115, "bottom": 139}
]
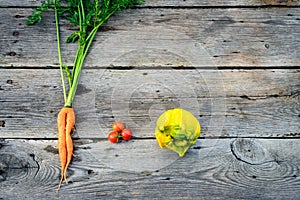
[
  {"left": 63, "top": 171, "right": 68, "bottom": 185},
  {"left": 56, "top": 175, "right": 64, "bottom": 192}
]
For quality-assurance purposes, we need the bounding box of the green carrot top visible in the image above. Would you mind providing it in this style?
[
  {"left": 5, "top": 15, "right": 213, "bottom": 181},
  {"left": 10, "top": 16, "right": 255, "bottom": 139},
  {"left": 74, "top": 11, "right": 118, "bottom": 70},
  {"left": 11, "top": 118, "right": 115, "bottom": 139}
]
[{"left": 27, "top": 0, "right": 144, "bottom": 107}]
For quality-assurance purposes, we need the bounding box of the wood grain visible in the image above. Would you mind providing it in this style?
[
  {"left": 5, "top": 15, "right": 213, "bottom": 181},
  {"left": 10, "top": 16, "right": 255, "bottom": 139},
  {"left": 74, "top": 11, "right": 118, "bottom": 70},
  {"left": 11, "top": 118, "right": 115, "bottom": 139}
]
[
  {"left": 1, "top": 138, "right": 300, "bottom": 199},
  {"left": 0, "top": 7, "right": 299, "bottom": 67},
  {"left": 1, "top": 0, "right": 299, "bottom": 7},
  {"left": 0, "top": 69, "right": 299, "bottom": 138},
  {"left": 0, "top": 1, "right": 299, "bottom": 199}
]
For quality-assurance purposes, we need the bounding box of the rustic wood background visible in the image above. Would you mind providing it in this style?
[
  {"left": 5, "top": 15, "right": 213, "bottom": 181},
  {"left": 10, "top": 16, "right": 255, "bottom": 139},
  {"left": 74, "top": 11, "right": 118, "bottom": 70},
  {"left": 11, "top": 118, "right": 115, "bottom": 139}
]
[{"left": 0, "top": 0, "right": 299, "bottom": 199}]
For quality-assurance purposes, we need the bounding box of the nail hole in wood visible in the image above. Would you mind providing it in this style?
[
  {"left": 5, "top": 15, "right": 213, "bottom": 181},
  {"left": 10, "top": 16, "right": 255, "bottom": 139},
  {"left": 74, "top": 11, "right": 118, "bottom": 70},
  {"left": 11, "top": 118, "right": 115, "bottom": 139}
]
[
  {"left": 265, "top": 44, "right": 270, "bottom": 49},
  {"left": 0, "top": 121, "right": 5, "bottom": 127},
  {"left": 12, "top": 31, "right": 19, "bottom": 37},
  {"left": 15, "top": 15, "right": 23, "bottom": 18},
  {"left": 87, "top": 169, "right": 94, "bottom": 175},
  {"left": 7, "top": 52, "right": 16, "bottom": 56}
]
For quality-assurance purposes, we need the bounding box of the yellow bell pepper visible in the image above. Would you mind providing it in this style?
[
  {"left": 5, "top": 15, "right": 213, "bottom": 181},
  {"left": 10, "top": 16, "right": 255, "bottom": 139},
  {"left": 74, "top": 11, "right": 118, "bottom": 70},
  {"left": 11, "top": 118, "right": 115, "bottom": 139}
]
[{"left": 155, "top": 108, "right": 201, "bottom": 157}]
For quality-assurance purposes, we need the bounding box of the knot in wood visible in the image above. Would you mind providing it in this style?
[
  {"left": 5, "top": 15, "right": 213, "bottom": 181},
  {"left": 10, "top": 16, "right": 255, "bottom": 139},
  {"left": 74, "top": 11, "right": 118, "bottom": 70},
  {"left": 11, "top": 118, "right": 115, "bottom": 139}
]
[{"left": 230, "top": 138, "right": 273, "bottom": 165}]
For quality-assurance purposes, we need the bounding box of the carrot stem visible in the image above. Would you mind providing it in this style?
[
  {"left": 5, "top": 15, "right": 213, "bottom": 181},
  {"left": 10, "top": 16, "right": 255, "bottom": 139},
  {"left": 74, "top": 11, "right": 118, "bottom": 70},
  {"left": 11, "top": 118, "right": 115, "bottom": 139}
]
[{"left": 54, "top": 0, "right": 67, "bottom": 104}]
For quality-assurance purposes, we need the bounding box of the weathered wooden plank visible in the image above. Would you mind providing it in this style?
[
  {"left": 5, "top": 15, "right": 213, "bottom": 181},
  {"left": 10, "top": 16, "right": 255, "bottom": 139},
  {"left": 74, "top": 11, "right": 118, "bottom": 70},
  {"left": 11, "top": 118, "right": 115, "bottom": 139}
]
[
  {"left": 0, "top": 69, "right": 299, "bottom": 138},
  {"left": 0, "top": 8, "right": 299, "bottom": 67},
  {"left": 1, "top": 0, "right": 299, "bottom": 7},
  {"left": 1, "top": 138, "right": 300, "bottom": 199}
]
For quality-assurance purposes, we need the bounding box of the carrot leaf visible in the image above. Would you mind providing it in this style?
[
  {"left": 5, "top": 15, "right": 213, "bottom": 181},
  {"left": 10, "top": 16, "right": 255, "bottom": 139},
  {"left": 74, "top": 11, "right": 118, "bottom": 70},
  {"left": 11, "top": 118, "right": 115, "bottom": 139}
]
[{"left": 27, "top": 0, "right": 144, "bottom": 107}]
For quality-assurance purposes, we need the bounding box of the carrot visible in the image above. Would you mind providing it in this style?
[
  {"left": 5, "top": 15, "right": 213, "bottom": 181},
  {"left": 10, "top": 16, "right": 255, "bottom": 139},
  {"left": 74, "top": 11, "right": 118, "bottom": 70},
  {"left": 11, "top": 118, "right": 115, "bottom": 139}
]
[
  {"left": 56, "top": 107, "right": 75, "bottom": 191},
  {"left": 27, "top": 0, "right": 145, "bottom": 192}
]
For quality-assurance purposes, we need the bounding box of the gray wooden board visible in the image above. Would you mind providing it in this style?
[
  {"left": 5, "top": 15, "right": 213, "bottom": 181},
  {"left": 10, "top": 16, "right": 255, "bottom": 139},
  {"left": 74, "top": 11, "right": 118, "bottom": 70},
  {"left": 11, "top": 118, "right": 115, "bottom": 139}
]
[
  {"left": 0, "top": 69, "right": 299, "bottom": 138},
  {"left": 0, "top": 7, "right": 299, "bottom": 67},
  {"left": 0, "top": 1, "right": 299, "bottom": 199},
  {"left": 1, "top": 0, "right": 300, "bottom": 7},
  {"left": 0, "top": 138, "right": 300, "bottom": 199}
]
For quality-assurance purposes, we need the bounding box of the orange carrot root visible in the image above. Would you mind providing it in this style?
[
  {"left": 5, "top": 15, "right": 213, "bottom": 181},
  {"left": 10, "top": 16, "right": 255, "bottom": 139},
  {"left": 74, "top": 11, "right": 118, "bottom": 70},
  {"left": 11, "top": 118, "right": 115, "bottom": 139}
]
[{"left": 56, "top": 107, "right": 75, "bottom": 192}]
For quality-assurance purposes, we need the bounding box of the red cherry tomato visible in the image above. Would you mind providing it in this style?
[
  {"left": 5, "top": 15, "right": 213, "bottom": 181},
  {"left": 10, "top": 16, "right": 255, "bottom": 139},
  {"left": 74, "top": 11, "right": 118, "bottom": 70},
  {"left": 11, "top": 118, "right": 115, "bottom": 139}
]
[
  {"left": 121, "top": 128, "right": 132, "bottom": 141},
  {"left": 108, "top": 131, "right": 119, "bottom": 143},
  {"left": 112, "top": 121, "right": 125, "bottom": 132}
]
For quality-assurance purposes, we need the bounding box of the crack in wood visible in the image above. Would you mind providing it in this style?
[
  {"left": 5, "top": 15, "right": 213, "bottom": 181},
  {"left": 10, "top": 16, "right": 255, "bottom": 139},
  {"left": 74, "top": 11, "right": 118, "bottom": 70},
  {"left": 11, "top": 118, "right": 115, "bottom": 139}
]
[
  {"left": 29, "top": 153, "right": 40, "bottom": 178},
  {"left": 239, "top": 91, "right": 299, "bottom": 100}
]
